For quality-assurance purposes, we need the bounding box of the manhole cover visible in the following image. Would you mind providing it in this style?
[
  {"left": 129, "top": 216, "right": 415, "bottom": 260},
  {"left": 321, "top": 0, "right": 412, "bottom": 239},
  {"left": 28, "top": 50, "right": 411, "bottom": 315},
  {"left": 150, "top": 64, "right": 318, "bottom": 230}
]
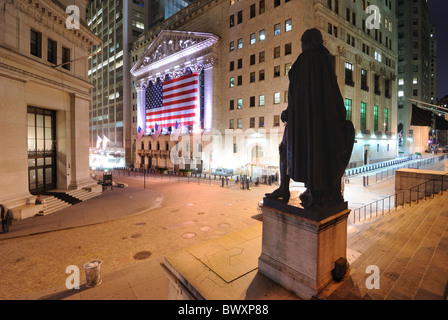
[
  {"left": 133, "top": 251, "right": 152, "bottom": 260},
  {"left": 182, "top": 232, "right": 196, "bottom": 239},
  {"left": 131, "top": 233, "right": 142, "bottom": 239},
  {"left": 218, "top": 223, "right": 230, "bottom": 228},
  {"left": 200, "top": 226, "right": 212, "bottom": 232}
]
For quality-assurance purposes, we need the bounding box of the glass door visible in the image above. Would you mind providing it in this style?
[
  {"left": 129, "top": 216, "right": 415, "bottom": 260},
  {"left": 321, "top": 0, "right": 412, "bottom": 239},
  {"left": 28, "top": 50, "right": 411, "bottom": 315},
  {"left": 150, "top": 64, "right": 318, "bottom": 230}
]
[{"left": 28, "top": 107, "right": 56, "bottom": 194}]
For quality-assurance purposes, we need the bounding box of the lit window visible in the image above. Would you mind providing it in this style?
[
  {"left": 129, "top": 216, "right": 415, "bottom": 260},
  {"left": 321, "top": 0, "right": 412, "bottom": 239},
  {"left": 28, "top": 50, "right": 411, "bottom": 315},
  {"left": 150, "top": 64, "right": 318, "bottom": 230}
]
[
  {"left": 274, "top": 23, "right": 281, "bottom": 36},
  {"left": 274, "top": 92, "right": 281, "bottom": 104},
  {"left": 250, "top": 33, "right": 256, "bottom": 44},
  {"left": 259, "top": 29, "right": 266, "bottom": 41},
  {"left": 285, "top": 19, "right": 292, "bottom": 32}
]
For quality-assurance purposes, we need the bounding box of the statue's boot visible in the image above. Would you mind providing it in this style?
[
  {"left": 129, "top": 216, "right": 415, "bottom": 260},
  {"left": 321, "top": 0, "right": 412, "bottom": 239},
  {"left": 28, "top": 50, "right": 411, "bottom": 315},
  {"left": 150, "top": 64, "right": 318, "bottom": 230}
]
[
  {"left": 299, "top": 189, "right": 311, "bottom": 206},
  {"left": 265, "top": 188, "right": 290, "bottom": 203}
]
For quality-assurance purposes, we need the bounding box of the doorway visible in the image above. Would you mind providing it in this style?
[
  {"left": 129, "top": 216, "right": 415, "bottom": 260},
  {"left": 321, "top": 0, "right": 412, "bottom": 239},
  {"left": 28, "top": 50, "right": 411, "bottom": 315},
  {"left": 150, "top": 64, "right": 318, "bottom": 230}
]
[
  {"left": 27, "top": 106, "right": 57, "bottom": 194},
  {"left": 363, "top": 146, "right": 369, "bottom": 166}
]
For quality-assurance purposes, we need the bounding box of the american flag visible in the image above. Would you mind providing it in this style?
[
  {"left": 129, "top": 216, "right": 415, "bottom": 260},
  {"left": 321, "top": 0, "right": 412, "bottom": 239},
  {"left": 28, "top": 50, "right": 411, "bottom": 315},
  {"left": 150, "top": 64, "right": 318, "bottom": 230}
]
[
  {"left": 145, "top": 73, "right": 199, "bottom": 131},
  {"left": 172, "top": 121, "right": 183, "bottom": 141},
  {"left": 136, "top": 126, "right": 144, "bottom": 142},
  {"left": 152, "top": 123, "right": 162, "bottom": 141}
]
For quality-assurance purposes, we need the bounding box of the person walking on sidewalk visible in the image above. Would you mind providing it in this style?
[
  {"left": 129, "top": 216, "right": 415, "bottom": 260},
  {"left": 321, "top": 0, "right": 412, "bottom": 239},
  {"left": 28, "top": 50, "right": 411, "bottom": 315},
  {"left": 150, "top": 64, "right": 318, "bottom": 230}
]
[{"left": 1, "top": 204, "right": 10, "bottom": 233}]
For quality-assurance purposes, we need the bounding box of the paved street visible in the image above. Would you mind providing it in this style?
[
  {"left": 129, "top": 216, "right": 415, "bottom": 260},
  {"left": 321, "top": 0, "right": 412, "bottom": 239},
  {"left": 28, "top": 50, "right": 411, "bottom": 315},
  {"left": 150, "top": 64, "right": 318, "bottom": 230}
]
[
  {"left": 0, "top": 176, "right": 270, "bottom": 300},
  {"left": 0, "top": 157, "right": 445, "bottom": 300}
]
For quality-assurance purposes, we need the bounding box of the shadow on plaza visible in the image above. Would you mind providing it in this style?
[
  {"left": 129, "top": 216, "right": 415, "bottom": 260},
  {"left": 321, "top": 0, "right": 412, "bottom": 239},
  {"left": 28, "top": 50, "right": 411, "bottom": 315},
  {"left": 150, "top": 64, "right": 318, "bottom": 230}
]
[{"left": 37, "top": 285, "right": 90, "bottom": 300}]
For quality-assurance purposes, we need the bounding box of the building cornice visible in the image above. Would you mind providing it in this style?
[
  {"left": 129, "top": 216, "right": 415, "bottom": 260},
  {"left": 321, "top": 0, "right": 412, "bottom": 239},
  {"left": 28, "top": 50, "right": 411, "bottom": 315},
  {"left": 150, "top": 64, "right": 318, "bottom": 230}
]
[{"left": 12, "top": 0, "right": 101, "bottom": 47}]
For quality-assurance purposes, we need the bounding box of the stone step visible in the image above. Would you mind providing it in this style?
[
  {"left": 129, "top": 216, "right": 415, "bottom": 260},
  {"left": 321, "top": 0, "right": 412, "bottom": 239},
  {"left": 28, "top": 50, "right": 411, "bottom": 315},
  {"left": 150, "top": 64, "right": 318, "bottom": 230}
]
[
  {"left": 348, "top": 200, "right": 426, "bottom": 255},
  {"left": 36, "top": 197, "right": 71, "bottom": 216},
  {"left": 325, "top": 193, "right": 448, "bottom": 300},
  {"left": 365, "top": 196, "right": 446, "bottom": 299}
]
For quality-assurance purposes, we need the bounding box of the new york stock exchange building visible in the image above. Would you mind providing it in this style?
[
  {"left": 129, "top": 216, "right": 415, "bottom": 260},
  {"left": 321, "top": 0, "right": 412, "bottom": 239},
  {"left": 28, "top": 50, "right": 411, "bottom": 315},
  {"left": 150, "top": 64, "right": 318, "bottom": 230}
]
[{"left": 130, "top": 0, "right": 398, "bottom": 177}]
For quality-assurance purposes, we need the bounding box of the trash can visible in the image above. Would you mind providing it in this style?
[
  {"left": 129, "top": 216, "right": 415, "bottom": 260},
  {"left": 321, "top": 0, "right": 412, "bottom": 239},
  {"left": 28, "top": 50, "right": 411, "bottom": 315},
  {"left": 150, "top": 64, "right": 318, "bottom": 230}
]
[{"left": 84, "top": 260, "right": 102, "bottom": 288}]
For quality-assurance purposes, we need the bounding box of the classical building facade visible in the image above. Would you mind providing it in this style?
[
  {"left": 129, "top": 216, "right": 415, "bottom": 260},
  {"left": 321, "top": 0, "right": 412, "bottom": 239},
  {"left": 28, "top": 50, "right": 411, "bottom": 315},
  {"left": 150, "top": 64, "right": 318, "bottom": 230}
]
[
  {"left": 130, "top": 0, "right": 398, "bottom": 175},
  {"left": 0, "top": 0, "right": 100, "bottom": 207}
]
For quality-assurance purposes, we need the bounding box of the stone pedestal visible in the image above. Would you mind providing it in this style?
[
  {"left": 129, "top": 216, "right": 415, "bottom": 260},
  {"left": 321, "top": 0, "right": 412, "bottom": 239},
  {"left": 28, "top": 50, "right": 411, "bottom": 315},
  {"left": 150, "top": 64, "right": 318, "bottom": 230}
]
[{"left": 258, "top": 198, "right": 350, "bottom": 300}]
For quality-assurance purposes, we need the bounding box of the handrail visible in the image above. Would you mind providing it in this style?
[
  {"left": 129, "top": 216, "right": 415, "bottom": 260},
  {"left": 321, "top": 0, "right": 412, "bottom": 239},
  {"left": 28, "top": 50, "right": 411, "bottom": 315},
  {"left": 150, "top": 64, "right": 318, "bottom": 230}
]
[{"left": 352, "top": 171, "right": 448, "bottom": 224}]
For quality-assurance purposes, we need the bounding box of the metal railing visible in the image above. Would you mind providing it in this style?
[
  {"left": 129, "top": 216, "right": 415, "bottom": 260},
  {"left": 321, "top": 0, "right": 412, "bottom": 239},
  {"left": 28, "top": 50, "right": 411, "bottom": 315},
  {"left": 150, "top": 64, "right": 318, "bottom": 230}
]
[
  {"left": 352, "top": 171, "right": 448, "bottom": 224},
  {"left": 105, "top": 167, "right": 279, "bottom": 190}
]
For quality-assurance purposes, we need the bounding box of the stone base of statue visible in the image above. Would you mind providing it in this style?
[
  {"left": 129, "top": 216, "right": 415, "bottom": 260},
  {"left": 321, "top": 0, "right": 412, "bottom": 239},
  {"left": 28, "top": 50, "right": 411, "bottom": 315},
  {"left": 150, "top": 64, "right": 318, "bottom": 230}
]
[{"left": 258, "top": 197, "right": 350, "bottom": 300}]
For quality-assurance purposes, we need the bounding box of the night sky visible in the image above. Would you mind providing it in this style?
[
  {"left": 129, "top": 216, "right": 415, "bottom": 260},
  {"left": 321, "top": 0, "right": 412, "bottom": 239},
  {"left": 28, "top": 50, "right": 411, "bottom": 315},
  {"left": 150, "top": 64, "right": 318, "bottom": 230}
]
[{"left": 429, "top": 0, "right": 448, "bottom": 100}]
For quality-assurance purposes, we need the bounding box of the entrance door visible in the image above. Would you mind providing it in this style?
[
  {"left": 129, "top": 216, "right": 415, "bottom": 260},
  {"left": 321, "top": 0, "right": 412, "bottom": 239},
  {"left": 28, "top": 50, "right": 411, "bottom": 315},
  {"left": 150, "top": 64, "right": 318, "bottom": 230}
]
[{"left": 27, "top": 107, "right": 56, "bottom": 194}]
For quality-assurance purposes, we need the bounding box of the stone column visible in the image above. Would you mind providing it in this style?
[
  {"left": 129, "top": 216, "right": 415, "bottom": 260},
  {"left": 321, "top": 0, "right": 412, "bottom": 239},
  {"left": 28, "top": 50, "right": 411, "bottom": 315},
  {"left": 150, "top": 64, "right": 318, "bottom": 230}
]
[
  {"left": 68, "top": 93, "right": 92, "bottom": 189},
  {"left": 136, "top": 82, "right": 146, "bottom": 135},
  {"left": 203, "top": 57, "right": 214, "bottom": 131}
]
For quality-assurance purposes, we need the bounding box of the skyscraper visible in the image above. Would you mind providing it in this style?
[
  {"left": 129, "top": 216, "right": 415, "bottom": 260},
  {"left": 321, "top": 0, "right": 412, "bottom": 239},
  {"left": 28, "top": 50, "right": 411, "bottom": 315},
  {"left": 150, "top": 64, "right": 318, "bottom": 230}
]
[
  {"left": 397, "top": 0, "right": 433, "bottom": 154},
  {"left": 87, "top": 0, "right": 193, "bottom": 168},
  {"left": 148, "top": 0, "right": 195, "bottom": 28}
]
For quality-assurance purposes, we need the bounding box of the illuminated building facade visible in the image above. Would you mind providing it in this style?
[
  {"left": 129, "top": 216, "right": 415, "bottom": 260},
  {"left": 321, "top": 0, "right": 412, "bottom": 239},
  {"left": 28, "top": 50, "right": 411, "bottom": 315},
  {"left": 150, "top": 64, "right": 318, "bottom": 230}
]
[
  {"left": 0, "top": 0, "right": 100, "bottom": 206},
  {"left": 130, "top": 0, "right": 399, "bottom": 175}
]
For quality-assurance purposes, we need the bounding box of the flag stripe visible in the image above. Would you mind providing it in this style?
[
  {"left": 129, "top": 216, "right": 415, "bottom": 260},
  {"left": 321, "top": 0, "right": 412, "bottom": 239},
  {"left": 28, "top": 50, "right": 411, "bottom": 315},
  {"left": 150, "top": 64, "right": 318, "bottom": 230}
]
[
  {"left": 146, "top": 105, "right": 197, "bottom": 117},
  {"left": 163, "top": 88, "right": 198, "bottom": 100},
  {"left": 164, "top": 80, "right": 198, "bottom": 93},
  {"left": 147, "top": 113, "right": 196, "bottom": 123},
  {"left": 163, "top": 96, "right": 198, "bottom": 107}
]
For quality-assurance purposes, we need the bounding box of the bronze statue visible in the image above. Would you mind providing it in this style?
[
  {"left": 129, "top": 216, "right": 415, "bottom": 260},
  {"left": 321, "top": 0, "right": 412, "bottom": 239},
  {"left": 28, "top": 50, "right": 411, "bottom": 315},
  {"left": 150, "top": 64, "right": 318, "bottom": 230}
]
[{"left": 266, "top": 29, "right": 355, "bottom": 210}]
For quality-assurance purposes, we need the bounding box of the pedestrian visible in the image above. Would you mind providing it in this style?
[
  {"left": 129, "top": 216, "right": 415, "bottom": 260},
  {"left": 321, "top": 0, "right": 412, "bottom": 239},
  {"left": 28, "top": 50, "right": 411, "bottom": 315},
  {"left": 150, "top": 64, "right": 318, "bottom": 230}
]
[
  {"left": 1, "top": 204, "right": 10, "bottom": 233},
  {"left": 35, "top": 194, "right": 43, "bottom": 205}
]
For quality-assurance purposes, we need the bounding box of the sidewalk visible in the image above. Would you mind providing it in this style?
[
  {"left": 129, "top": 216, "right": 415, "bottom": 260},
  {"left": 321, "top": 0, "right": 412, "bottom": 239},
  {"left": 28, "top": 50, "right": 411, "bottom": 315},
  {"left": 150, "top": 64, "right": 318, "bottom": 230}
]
[{"left": 0, "top": 180, "right": 163, "bottom": 241}]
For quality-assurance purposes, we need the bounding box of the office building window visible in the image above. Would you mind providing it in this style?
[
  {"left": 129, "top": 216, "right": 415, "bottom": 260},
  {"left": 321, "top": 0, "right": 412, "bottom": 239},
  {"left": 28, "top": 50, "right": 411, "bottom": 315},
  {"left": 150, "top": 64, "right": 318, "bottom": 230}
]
[
  {"left": 250, "top": 117, "right": 255, "bottom": 128},
  {"left": 259, "top": 95, "right": 265, "bottom": 106},
  {"left": 47, "top": 39, "right": 57, "bottom": 64},
  {"left": 360, "top": 102, "right": 367, "bottom": 131},
  {"left": 273, "top": 115, "right": 280, "bottom": 127},
  {"left": 274, "top": 92, "right": 281, "bottom": 104},
  {"left": 274, "top": 23, "right": 281, "bottom": 36},
  {"left": 274, "top": 65, "right": 280, "bottom": 77},
  {"left": 345, "top": 99, "right": 352, "bottom": 121},
  {"left": 237, "top": 98, "right": 243, "bottom": 109},
  {"left": 285, "top": 19, "right": 292, "bottom": 32},
  {"left": 374, "top": 106, "right": 379, "bottom": 131},
  {"left": 62, "top": 47, "right": 71, "bottom": 70},
  {"left": 384, "top": 108, "right": 390, "bottom": 132},
  {"left": 30, "top": 29, "right": 42, "bottom": 58}
]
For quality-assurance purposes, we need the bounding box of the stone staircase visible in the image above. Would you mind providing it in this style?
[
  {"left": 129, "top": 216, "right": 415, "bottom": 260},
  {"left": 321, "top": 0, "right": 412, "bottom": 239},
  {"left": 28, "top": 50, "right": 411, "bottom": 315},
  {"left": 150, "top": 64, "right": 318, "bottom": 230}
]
[
  {"left": 39, "top": 188, "right": 101, "bottom": 216},
  {"left": 322, "top": 192, "right": 448, "bottom": 300}
]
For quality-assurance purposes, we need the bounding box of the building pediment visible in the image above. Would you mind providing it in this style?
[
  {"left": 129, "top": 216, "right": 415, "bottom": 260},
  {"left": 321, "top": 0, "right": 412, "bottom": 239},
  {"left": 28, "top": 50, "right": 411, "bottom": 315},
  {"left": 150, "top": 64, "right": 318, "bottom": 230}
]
[{"left": 131, "top": 30, "right": 220, "bottom": 78}]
